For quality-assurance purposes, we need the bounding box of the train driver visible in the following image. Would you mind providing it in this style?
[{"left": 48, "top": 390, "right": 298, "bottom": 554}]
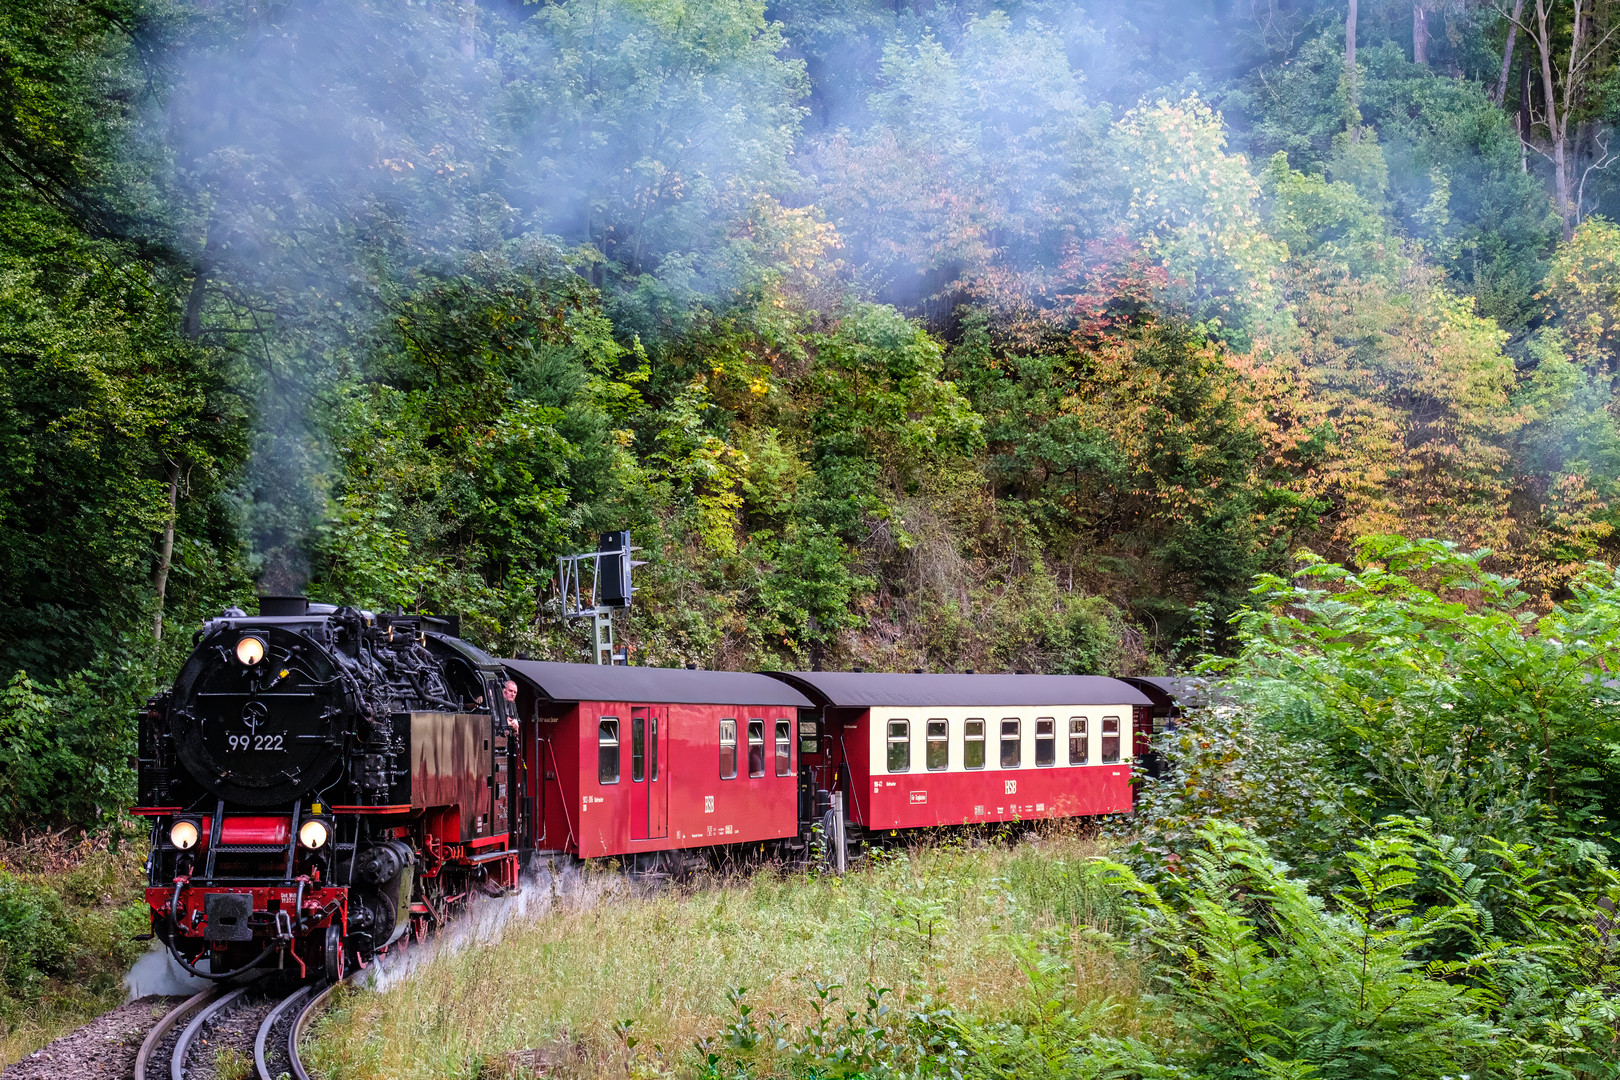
[{"left": 503, "top": 679, "right": 520, "bottom": 736}]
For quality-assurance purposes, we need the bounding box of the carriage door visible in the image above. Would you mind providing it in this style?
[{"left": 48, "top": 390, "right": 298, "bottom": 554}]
[{"left": 630, "top": 706, "right": 670, "bottom": 841}]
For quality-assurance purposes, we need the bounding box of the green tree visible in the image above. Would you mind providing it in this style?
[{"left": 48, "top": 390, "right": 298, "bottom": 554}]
[
  {"left": 1214, "top": 535, "right": 1620, "bottom": 838},
  {"left": 312, "top": 259, "right": 644, "bottom": 648}
]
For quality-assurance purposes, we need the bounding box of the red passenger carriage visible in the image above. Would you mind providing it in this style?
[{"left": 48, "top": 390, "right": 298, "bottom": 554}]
[
  {"left": 500, "top": 664, "right": 1153, "bottom": 864},
  {"left": 502, "top": 663, "right": 814, "bottom": 862}
]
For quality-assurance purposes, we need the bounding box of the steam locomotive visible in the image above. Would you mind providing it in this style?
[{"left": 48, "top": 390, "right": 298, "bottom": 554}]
[
  {"left": 137, "top": 597, "right": 1173, "bottom": 981},
  {"left": 137, "top": 597, "right": 519, "bottom": 981}
]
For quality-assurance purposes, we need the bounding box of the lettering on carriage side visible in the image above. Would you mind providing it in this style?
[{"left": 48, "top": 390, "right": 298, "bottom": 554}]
[
  {"left": 974, "top": 805, "right": 984, "bottom": 815},
  {"left": 1036, "top": 802, "right": 1045, "bottom": 811},
  {"left": 1004, "top": 779, "right": 1017, "bottom": 795},
  {"left": 909, "top": 791, "right": 927, "bottom": 805},
  {"left": 704, "top": 795, "right": 714, "bottom": 813}
]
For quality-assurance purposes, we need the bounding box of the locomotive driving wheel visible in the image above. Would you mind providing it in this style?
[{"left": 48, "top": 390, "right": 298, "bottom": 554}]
[{"left": 323, "top": 924, "right": 345, "bottom": 981}]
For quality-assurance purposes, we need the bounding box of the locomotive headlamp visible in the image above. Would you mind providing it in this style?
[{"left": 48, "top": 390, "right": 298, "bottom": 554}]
[
  {"left": 168, "top": 819, "right": 200, "bottom": 850},
  {"left": 298, "top": 819, "right": 330, "bottom": 850},
  {"left": 235, "top": 635, "right": 266, "bottom": 666}
]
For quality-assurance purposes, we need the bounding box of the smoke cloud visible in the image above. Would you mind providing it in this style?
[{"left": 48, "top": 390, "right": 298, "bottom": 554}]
[{"left": 124, "top": 944, "right": 214, "bottom": 999}]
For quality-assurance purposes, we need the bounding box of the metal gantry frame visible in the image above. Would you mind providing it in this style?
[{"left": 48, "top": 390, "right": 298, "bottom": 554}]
[
  {"left": 556, "top": 553, "right": 618, "bottom": 665},
  {"left": 556, "top": 534, "right": 642, "bottom": 665}
]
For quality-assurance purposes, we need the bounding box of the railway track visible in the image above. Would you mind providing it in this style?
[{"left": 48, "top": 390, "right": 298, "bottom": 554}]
[{"left": 133, "top": 975, "right": 350, "bottom": 1080}]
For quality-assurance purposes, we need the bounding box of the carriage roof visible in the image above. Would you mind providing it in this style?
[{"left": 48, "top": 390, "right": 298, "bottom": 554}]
[{"left": 762, "top": 671, "right": 1151, "bottom": 709}]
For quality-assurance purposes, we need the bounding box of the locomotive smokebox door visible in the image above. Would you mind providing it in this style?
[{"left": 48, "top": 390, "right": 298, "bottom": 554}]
[{"left": 203, "top": 893, "right": 254, "bottom": 941}]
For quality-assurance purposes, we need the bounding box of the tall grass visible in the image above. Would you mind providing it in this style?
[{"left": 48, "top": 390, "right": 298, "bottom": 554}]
[{"left": 308, "top": 829, "right": 1141, "bottom": 1079}]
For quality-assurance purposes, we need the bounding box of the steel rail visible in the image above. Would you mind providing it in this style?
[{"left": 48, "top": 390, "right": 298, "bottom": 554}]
[
  {"left": 170, "top": 983, "right": 253, "bottom": 1080},
  {"left": 133, "top": 987, "right": 221, "bottom": 1080},
  {"left": 254, "top": 985, "right": 312, "bottom": 1080},
  {"left": 288, "top": 974, "right": 354, "bottom": 1080}
]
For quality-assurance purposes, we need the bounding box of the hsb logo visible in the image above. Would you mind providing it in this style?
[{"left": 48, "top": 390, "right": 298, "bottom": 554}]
[{"left": 1004, "top": 779, "right": 1017, "bottom": 795}]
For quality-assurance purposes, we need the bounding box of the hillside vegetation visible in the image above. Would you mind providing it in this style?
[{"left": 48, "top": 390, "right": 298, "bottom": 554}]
[{"left": 8, "top": 0, "right": 1620, "bottom": 832}]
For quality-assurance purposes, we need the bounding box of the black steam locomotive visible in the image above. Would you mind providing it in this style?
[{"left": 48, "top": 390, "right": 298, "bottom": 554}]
[{"left": 137, "top": 597, "right": 520, "bottom": 980}]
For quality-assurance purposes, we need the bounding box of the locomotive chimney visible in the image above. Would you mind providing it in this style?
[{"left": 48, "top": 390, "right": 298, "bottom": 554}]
[{"left": 258, "top": 595, "right": 309, "bottom": 616}]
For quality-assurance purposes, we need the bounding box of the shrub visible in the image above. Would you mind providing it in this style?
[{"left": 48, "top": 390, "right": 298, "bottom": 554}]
[
  {"left": 1210, "top": 535, "right": 1620, "bottom": 840},
  {"left": 0, "top": 836, "right": 149, "bottom": 1062},
  {"left": 1103, "top": 822, "right": 1503, "bottom": 1080},
  {"left": 1121, "top": 703, "right": 1364, "bottom": 886},
  {"left": 0, "top": 871, "right": 73, "bottom": 996}
]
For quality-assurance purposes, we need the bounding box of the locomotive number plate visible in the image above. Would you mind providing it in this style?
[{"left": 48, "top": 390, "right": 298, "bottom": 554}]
[{"left": 227, "top": 734, "right": 285, "bottom": 752}]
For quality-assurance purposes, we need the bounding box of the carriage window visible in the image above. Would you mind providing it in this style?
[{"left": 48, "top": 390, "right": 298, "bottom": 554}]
[
  {"left": 1069, "top": 717, "right": 1088, "bottom": 765},
  {"left": 887, "top": 719, "right": 911, "bottom": 773},
  {"left": 631, "top": 715, "right": 645, "bottom": 782},
  {"left": 1101, "top": 716, "right": 1121, "bottom": 763},
  {"left": 1035, "top": 718, "right": 1056, "bottom": 766},
  {"left": 964, "top": 719, "right": 985, "bottom": 769},
  {"left": 748, "top": 720, "right": 765, "bottom": 777},
  {"left": 1000, "top": 719, "right": 1021, "bottom": 768},
  {"left": 649, "top": 715, "right": 659, "bottom": 781},
  {"left": 598, "top": 718, "right": 620, "bottom": 784},
  {"left": 775, "top": 720, "right": 792, "bottom": 776},
  {"left": 719, "top": 719, "right": 737, "bottom": 779},
  {"left": 799, "top": 719, "right": 819, "bottom": 756},
  {"left": 926, "top": 720, "right": 949, "bottom": 771}
]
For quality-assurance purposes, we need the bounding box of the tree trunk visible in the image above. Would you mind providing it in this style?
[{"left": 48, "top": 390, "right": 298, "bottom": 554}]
[
  {"left": 1534, "top": 0, "right": 1575, "bottom": 238},
  {"left": 183, "top": 224, "right": 220, "bottom": 340},
  {"left": 1413, "top": 2, "right": 1429, "bottom": 66},
  {"left": 1555, "top": 134, "right": 1574, "bottom": 237},
  {"left": 1346, "top": 0, "right": 1358, "bottom": 74},
  {"left": 1493, "top": 0, "right": 1525, "bottom": 103},
  {"left": 1529, "top": 0, "right": 1581, "bottom": 238},
  {"left": 1520, "top": 55, "right": 1532, "bottom": 171},
  {"left": 152, "top": 459, "right": 180, "bottom": 641}
]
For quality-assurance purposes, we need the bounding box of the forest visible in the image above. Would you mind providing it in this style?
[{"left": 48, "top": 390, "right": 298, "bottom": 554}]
[
  {"left": 8, "top": 0, "right": 1620, "bottom": 1071},
  {"left": 11, "top": 0, "right": 1620, "bottom": 833}
]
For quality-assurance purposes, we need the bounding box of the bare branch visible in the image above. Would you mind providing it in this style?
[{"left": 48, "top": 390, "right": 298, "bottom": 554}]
[{"left": 1577, "top": 129, "right": 1617, "bottom": 222}]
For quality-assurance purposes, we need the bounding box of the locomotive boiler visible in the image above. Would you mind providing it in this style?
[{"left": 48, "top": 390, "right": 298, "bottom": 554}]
[{"left": 136, "top": 597, "right": 520, "bottom": 981}]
